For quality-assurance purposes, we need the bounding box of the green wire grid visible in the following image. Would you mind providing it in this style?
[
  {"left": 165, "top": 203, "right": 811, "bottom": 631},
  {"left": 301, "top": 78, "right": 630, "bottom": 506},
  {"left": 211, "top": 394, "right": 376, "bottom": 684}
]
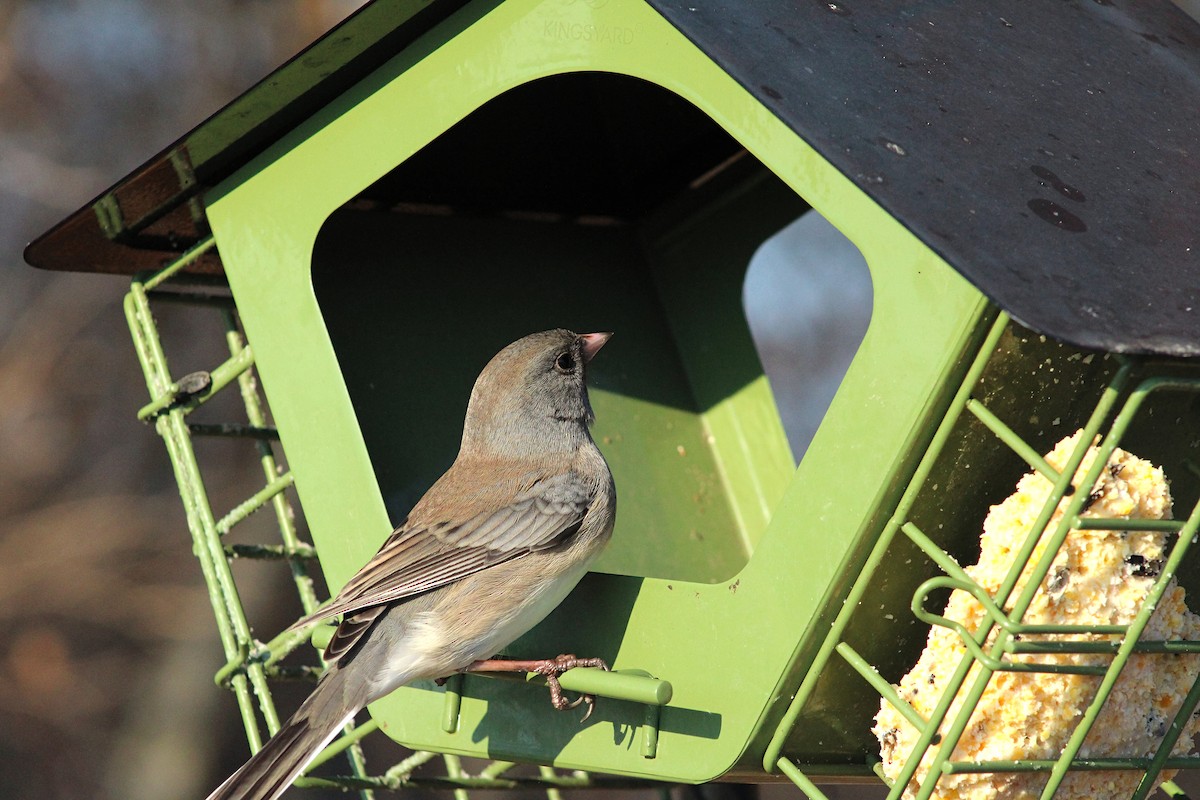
[
  {"left": 770, "top": 312, "right": 1200, "bottom": 800},
  {"left": 123, "top": 237, "right": 669, "bottom": 796}
]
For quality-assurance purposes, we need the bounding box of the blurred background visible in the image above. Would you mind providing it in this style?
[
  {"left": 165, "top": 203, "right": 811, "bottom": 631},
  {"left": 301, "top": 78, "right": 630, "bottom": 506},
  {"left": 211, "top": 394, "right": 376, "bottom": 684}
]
[
  {"left": 1, "top": 3, "right": 373, "bottom": 798},
  {"left": 0, "top": 1, "right": 876, "bottom": 799}
]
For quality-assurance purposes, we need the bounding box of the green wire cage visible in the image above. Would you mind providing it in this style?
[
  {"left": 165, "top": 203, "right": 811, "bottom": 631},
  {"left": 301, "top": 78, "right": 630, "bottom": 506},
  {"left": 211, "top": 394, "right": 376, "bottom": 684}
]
[
  {"left": 775, "top": 316, "right": 1200, "bottom": 800},
  {"left": 24, "top": 1, "right": 1200, "bottom": 798}
]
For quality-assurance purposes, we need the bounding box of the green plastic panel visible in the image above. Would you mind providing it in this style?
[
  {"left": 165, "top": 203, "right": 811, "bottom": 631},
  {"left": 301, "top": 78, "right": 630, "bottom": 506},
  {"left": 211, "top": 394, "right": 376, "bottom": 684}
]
[{"left": 204, "top": 0, "right": 989, "bottom": 782}]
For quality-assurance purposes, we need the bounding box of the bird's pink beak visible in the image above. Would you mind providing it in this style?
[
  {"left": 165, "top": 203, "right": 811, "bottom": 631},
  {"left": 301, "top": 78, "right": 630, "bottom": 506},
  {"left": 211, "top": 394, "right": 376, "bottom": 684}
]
[{"left": 579, "top": 332, "right": 613, "bottom": 364}]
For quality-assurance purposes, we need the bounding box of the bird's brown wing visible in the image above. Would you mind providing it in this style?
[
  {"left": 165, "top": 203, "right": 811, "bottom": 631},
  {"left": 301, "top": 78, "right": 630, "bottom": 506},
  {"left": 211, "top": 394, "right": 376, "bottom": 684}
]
[{"left": 289, "top": 470, "right": 593, "bottom": 635}]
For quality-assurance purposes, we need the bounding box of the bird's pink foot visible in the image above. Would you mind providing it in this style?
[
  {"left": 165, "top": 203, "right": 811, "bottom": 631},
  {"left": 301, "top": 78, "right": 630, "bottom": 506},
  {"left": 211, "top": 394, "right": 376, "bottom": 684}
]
[{"left": 463, "top": 653, "right": 609, "bottom": 720}]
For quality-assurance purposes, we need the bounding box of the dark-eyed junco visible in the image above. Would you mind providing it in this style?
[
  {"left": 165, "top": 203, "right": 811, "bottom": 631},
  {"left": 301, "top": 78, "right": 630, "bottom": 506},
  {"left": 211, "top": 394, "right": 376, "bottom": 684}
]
[{"left": 206, "top": 329, "right": 615, "bottom": 800}]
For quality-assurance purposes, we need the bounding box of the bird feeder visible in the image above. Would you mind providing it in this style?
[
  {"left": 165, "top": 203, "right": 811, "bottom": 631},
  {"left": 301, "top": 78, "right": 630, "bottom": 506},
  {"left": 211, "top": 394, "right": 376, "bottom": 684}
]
[{"left": 25, "top": 1, "right": 1200, "bottom": 798}]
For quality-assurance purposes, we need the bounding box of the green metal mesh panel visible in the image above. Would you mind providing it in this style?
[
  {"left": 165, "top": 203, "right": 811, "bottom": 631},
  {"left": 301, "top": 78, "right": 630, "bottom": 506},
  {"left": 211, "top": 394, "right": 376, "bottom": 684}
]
[{"left": 771, "top": 314, "right": 1200, "bottom": 800}]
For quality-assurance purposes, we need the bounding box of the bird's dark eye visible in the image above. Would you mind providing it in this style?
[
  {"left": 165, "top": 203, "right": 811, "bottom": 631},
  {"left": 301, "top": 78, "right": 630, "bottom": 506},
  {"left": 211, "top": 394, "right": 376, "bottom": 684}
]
[{"left": 554, "top": 352, "right": 575, "bottom": 373}]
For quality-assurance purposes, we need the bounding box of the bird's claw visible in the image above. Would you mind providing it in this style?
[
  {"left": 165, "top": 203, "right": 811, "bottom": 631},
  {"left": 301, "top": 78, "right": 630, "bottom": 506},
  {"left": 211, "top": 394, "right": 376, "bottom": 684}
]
[
  {"left": 535, "top": 654, "right": 608, "bottom": 721},
  {"left": 461, "top": 653, "right": 608, "bottom": 720}
]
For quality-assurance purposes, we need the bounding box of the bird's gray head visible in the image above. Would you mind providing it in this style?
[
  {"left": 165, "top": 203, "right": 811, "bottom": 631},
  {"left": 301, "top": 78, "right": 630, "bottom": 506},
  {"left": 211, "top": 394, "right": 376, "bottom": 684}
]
[{"left": 461, "top": 329, "right": 611, "bottom": 456}]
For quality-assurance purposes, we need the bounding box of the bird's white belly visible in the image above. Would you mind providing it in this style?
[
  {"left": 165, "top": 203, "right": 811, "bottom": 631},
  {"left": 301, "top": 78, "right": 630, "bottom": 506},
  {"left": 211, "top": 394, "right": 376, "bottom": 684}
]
[
  {"left": 464, "top": 560, "right": 591, "bottom": 664},
  {"left": 375, "top": 559, "right": 593, "bottom": 693}
]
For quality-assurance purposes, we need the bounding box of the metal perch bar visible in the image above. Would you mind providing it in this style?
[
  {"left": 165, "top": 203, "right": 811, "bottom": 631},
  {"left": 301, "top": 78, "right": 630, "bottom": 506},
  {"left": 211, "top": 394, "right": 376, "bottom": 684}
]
[{"left": 470, "top": 667, "right": 673, "bottom": 707}]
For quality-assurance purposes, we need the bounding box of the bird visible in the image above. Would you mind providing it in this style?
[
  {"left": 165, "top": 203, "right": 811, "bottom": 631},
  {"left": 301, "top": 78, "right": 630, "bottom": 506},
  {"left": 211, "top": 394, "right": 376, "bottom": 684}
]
[{"left": 206, "top": 328, "right": 616, "bottom": 800}]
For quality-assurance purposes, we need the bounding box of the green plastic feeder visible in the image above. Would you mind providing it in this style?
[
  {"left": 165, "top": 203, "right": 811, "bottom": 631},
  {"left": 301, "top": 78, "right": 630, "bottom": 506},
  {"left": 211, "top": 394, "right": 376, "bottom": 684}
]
[{"left": 24, "top": 1, "right": 1200, "bottom": 798}]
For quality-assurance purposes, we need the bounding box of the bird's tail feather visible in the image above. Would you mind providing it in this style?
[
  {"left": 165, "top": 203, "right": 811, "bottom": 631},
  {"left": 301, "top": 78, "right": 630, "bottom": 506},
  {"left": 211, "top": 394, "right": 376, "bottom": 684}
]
[{"left": 205, "top": 670, "right": 361, "bottom": 800}]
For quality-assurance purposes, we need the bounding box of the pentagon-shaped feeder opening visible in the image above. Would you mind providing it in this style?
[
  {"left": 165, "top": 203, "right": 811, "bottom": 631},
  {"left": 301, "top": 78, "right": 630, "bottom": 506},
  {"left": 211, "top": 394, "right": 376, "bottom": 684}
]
[{"left": 311, "top": 71, "right": 873, "bottom": 584}]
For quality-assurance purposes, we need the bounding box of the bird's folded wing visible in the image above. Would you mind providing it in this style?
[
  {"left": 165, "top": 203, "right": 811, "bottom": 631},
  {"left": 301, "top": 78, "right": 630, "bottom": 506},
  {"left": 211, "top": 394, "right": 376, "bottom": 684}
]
[{"left": 289, "top": 472, "right": 593, "bottom": 631}]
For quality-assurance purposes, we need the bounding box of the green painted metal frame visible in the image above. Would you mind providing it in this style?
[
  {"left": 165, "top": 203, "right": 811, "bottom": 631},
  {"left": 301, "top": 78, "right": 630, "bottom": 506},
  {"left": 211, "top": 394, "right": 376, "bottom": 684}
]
[
  {"left": 772, "top": 312, "right": 1200, "bottom": 800},
  {"left": 123, "top": 240, "right": 673, "bottom": 794},
  {"left": 123, "top": 238, "right": 372, "bottom": 795}
]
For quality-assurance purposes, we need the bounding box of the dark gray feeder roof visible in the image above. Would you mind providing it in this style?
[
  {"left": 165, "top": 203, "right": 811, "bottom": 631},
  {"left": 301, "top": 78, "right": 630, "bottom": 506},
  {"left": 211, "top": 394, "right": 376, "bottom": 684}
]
[
  {"left": 645, "top": 0, "right": 1200, "bottom": 356},
  {"left": 24, "top": 0, "right": 1200, "bottom": 356}
]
